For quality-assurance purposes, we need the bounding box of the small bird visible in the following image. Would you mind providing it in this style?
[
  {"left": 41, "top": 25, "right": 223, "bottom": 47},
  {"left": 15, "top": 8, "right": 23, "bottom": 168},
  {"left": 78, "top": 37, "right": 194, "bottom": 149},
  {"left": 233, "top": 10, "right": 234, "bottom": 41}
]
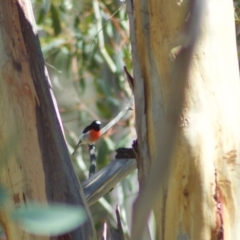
[{"left": 72, "top": 120, "right": 101, "bottom": 155}]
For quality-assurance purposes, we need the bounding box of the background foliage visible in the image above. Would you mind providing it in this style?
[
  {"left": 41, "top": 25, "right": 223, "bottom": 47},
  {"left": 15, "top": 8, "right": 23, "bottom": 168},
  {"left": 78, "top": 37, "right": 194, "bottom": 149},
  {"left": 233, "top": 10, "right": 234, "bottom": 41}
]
[{"left": 32, "top": 0, "right": 137, "bottom": 237}]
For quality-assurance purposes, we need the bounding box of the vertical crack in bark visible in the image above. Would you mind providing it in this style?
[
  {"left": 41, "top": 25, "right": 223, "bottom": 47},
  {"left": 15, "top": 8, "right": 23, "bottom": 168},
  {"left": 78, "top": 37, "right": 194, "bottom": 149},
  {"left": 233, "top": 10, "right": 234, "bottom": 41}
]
[{"left": 214, "top": 169, "right": 224, "bottom": 240}]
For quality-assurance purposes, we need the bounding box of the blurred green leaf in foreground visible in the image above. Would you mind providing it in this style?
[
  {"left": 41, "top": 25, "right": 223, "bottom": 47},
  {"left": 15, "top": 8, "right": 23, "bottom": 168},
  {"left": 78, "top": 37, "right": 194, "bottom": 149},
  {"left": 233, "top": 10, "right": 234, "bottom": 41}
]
[{"left": 11, "top": 202, "right": 86, "bottom": 236}]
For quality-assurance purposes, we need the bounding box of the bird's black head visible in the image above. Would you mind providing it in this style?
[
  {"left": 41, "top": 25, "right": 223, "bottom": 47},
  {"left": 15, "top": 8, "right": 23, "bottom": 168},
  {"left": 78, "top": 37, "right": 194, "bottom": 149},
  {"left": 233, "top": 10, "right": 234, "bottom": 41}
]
[
  {"left": 91, "top": 120, "right": 101, "bottom": 130},
  {"left": 82, "top": 120, "right": 101, "bottom": 133}
]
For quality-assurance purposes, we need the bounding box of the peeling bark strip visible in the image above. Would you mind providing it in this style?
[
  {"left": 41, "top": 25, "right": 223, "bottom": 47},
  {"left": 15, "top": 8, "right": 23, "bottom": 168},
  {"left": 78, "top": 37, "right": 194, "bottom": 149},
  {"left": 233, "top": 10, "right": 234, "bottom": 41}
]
[{"left": 0, "top": 1, "right": 96, "bottom": 239}]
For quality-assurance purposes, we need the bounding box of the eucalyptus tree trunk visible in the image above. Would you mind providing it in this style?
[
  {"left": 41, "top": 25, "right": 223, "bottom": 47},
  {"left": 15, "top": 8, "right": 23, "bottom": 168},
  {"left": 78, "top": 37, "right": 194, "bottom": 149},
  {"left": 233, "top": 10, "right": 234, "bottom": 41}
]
[
  {"left": 0, "top": 1, "right": 96, "bottom": 239},
  {"left": 127, "top": 0, "right": 240, "bottom": 239}
]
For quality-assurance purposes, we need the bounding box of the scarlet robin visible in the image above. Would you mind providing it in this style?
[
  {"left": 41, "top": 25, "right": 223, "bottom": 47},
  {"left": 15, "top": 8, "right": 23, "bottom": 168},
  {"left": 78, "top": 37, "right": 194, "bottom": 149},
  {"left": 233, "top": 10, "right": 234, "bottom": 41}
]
[{"left": 72, "top": 120, "right": 101, "bottom": 155}]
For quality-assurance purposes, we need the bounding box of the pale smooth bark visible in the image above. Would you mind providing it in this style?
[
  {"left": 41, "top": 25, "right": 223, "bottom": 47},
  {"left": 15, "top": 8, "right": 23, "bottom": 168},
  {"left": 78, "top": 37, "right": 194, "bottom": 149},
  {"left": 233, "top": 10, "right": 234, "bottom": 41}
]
[
  {"left": 0, "top": 1, "right": 96, "bottom": 239},
  {"left": 127, "top": 0, "right": 240, "bottom": 239}
]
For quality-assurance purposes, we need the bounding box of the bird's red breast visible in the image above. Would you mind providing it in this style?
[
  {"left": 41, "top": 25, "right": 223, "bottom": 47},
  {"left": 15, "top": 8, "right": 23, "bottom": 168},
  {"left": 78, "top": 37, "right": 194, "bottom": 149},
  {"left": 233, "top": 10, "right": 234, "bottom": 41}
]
[{"left": 89, "top": 129, "right": 101, "bottom": 142}]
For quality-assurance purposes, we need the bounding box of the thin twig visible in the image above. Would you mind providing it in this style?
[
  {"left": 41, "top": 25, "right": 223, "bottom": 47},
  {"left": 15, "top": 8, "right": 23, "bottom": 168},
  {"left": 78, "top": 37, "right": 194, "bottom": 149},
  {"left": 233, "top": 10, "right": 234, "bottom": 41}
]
[
  {"left": 92, "top": 0, "right": 117, "bottom": 72},
  {"left": 89, "top": 4, "right": 125, "bottom": 59},
  {"left": 116, "top": 205, "right": 124, "bottom": 237},
  {"left": 100, "top": 95, "right": 134, "bottom": 136}
]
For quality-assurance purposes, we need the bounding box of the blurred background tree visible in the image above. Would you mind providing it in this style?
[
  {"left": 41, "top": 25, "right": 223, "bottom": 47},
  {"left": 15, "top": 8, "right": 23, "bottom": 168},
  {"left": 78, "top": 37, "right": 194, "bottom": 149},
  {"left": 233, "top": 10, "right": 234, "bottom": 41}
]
[{"left": 32, "top": 0, "right": 138, "bottom": 238}]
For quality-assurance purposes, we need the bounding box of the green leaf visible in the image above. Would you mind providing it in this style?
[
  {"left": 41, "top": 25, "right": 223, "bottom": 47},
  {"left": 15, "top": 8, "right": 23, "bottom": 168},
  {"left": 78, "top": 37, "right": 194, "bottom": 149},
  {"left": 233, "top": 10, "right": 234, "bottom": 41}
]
[
  {"left": 37, "top": 1, "right": 51, "bottom": 25},
  {"left": 41, "top": 39, "right": 66, "bottom": 55},
  {"left": 37, "top": 8, "right": 46, "bottom": 25},
  {"left": 96, "top": 101, "right": 111, "bottom": 118},
  {"left": 54, "top": 47, "right": 71, "bottom": 72},
  {"left": 50, "top": 4, "right": 62, "bottom": 36},
  {"left": 11, "top": 202, "right": 86, "bottom": 236},
  {"left": 74, "top": 16, "right": 80, "bottom": 30}
]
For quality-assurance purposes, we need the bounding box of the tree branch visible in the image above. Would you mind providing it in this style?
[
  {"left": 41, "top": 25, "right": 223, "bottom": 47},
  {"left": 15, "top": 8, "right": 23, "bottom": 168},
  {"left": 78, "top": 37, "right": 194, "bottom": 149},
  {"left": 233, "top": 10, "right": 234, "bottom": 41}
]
[{"left": 82, "top": 158, "right": 136, "bottom": 206}]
